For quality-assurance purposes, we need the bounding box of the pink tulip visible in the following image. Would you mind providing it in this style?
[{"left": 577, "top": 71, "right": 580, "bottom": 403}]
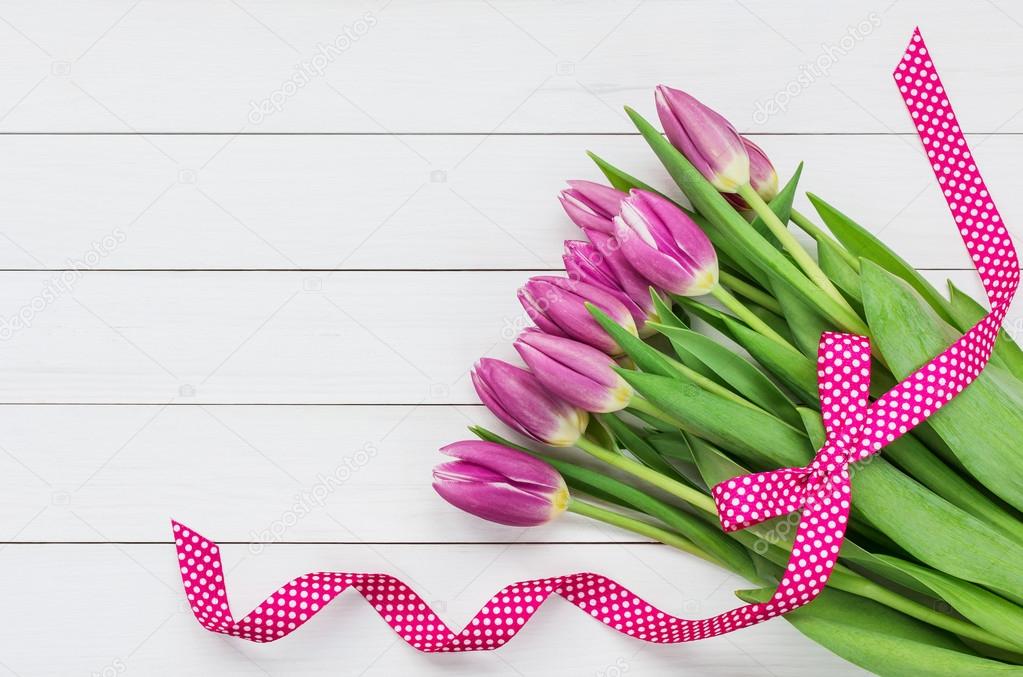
[
  {"left": 558, "top": 180, "right": 626, "bottom": 234},
  {"left": 515, "top": 330, "right": 633, "bottom": 413},
  {"left": 563, "top": 237, "right": 650, "bottom": 331},
  {"left": 518, "top": 275, "right": 638, "bottom": 354},
  {"left": 471, "top": 358, "right": 588, "bottom": 447},
  {"left": 725, "top": 137, "right": 779, "bottom": 210},
  {"left": 613, "top": 190, "right": 718, "bottom": 296},
  {"left": 433, "top": 440, "right": 569, "bottom": 527},
  {"left": 655, "top": 85, "right": 749, "bottom": 193}
]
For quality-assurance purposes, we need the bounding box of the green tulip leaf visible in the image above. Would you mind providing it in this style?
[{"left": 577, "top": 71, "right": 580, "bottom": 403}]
[
  {"left": 735, "top": 588, "right": 1023, "bottom": 676},
  {"left": 620, "top": 369, "right": 813, "bottom": 468},
  {"left": 650, "top": 323, "right": 801, "bottom": 427},
  {"left": 587, "top": 150, "right": 660, "bottom": 194},
  {"left": 808, "top": 192, "right": 956, "bottom": 325},
  {"left": 586, "top": 304, "right": 677, "bottom": 378},
  {"left": 598, "top": 413, "right": 685, "bottom": 481},
  {"left": 861, "top": 259, "right": 1023, "bottom": 513},
  {"left": 873, "top": 555, "right": 1023, "bottom": 651}
]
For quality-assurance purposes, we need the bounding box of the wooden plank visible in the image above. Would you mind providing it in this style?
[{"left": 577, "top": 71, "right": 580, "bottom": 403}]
[
  {"left": 0, "top": 543, "right": 866, "bottom": 675},
  {"left": 0, "top": 269, "right": 1011, "bottom": 404},
  {"left": 0, "top": 133, "right": 1020, "bottom": 271},
  {"left": 0, "top": 0, "right": 1019, "bottom": 135},
  {"left": 0, "top": 403, "right": 626, "bottom": 543}
]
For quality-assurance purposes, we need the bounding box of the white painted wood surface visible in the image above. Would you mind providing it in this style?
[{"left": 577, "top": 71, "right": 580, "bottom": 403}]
[{"left": 1, "top": 1, "right": 1020, "bottom": 674}]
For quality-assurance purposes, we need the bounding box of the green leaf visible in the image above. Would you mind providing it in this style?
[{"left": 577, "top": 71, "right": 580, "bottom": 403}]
[
  {"left": 587, "top": 151, "right": 660, "bottom": 194},
  {"left": 584, "top": 414, "right": 617, "bottom": 453},
  {"left": 747, "top": 162, "right": 803, "bottom": 245},
  {"left": 808, "top": 192, "right": 956, "bottom": 324},
  {"left": 853, "top": 454, "right": 1023, "bottom": 598},
  {"left": 619, "top": 369, "right": 813, "bottom": 468},
  {"left": 645, "top": 431, "right": 695, "bottom": 462},
  {"left": 626, "top": 106, "right": 865, "bottom": 333},
  {"left": 772, "top": 281, "right": 835, "bottom": 357},
  {"left": 735, "top": 588, "right": 1023, "bottom": 676},
  {"left": 797, "top": 406, "right": 826, "bottom": 446},
  {"left": 598, "top": 413, "right": 684, "bottom": 481},
  {"left": 650, "top": 322, "right": 802, "bottom": 427},
  {"left": 645, "top": 432, "right": 708, "bottom": 490},
  {"left": 586, "top": 304, "right": 677, "bottom": 378},
  {"left": 883, "top": 433, "right": 1023, "bottom": 542},
  {"left": 649, "top": 288, "right": 688, "bottom": 329},
  {"left": 817, "top": 236, "right": 864, "bottom": 304},
  {"left": 873, "top": 555, "right": 1023, "bottom": 651},
  {"left": 947, "top": 280, "right": 1023, "bottom": 382},
  {"left": 723, "top": 317, "right": 820, "bottom": 404},
  {"left": 861, "top": 259, "right": 1023, "bottom": 513}
]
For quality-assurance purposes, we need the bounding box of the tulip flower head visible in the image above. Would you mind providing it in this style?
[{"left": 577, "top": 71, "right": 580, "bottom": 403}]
[
  {"left": 559, "top": 180, "right": 626, "bottom": 234},
  {"left": 515, "top": 330, "right": 634, "bottom": 413},
  {"left": 433, "top": 440, "right": 570, "bottom": 527},
  {"left": 471, "top": 357, "right": 588, "bottom": 447},
  {"left": 744, "top": 137, "right": 778, "bottom": 202},
  {"left": 655, "top": 85, "right": 749, "bottom": 193},
  {"left": 724, "top": 137, "right": 779, "bottom": 211},
  {"left": 613, "top": 190, "right": 718, "bottom": 296},
  {"left": 518, "top": 276, "right": 638, "bottom": 355},
  {"left": 562, "top": 237, "right": 653, "bottom": 333}
]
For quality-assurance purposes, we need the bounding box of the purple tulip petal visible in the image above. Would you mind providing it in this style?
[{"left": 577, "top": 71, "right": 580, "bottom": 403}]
[
  {"left": 565, "top": 180, "right": 625, "bottom": 217},
  {"left": 515, "top": 332, "right": 631, "bottom": 412},
  {"left": 520, "top": 276, "right": 637, "bottom": 355},
  {"left": 471, "top": 358, "right": 587, "bottom": 446},
  {"left": 440, "top": 440, "right": 563, "bottom": 491},
  {"left": 742, "top": 137, "right": 779, "bottom": 202},
  {"left": 655, "top": 86, "right": 749, "bottom": 192},
  {"left": 433, "top": 471, "right": 557, "bottom": 527}
]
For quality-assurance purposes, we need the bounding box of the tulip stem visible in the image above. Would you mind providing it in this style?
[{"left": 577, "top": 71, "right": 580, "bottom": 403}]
[
  {"left": 708, "top": 284, "right": 793, "bottom": 349},
  {"left": 737, "top": 183, "right": 863, "bottom": 324},
  {"left": 575, "top": 436, "right": 718, "bottom": 515},
  {"left": 718, "top": 272, "right": 783, "bottom": 314},
  {"left": 567, "top": 499, "right": 719, "bottom": 566},
  {"left": 790, "top": 208, "right": 861, "bottom": 271}
]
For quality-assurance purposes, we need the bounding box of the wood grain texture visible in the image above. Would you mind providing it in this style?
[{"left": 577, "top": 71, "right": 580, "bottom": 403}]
[
  {"left": 0, "top": 270, "right": 1011, "bottom": 404},
  {"left": 1, "top": 0, "right": 1014, "bottom": 673},
  {"left": 0, "top": 134, "right": 1020, "bottom": 271},
  {"left": 0, "top": 0, "right": 1021, "bottom": 134}
]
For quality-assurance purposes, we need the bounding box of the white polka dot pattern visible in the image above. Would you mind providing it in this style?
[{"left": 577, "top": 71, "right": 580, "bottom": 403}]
[{"left": 173, "top": 29, "right": 1018, "bottom": 649}]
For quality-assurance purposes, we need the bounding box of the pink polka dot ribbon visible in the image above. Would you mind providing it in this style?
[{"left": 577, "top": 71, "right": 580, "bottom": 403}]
[{"left": 173, "top": 29, "right": 1018, "bottom": 648}]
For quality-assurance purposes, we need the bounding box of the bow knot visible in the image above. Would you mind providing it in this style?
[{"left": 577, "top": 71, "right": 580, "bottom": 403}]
[{"left": 711, "top": 332, "right": 871, "bottom": 536}]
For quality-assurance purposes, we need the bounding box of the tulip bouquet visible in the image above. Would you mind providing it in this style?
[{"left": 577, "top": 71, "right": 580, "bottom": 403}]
[{"left": 432, "top": 85, "right": 1023, "bottom": 675}]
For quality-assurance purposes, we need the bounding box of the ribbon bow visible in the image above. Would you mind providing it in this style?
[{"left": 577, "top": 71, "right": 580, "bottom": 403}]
[{"left": 172, "top": 29, "right": 1019, "bottom": 648}]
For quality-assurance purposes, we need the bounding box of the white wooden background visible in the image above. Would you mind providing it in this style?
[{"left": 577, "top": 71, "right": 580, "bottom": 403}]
[{"left": 2, "top": 1, "right": 1022, "bottom": 675}]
